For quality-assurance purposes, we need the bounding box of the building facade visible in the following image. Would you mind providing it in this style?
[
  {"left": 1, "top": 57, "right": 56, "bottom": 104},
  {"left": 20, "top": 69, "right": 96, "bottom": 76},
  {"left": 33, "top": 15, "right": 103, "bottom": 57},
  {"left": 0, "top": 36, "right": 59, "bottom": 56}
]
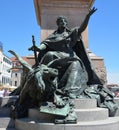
[
  {"left": 11, "top": 56, "right": 23, "bottom": 87},
  {"left": 11, "top": 55, "right": 35, "bottom": 87},
  {"left": 0, "top": 49, "right": 12, "bottom": 86}
]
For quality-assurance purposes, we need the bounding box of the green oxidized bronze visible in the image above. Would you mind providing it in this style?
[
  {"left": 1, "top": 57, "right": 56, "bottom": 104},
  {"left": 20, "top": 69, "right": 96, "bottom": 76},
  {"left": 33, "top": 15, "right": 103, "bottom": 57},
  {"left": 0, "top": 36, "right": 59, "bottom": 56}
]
[{"left": 9, "top": 7, "right": 118, "bottom": 123}]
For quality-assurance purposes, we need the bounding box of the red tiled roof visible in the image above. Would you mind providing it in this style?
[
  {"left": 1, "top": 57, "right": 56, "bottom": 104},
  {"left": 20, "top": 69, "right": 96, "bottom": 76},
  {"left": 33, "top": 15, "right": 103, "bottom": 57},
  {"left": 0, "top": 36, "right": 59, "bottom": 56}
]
[
  {"left": 11, "top": 55, "right": 35, "bottom": 66},
  {"left": 107, "top": 84, "right": 119, "bottom": 88}
]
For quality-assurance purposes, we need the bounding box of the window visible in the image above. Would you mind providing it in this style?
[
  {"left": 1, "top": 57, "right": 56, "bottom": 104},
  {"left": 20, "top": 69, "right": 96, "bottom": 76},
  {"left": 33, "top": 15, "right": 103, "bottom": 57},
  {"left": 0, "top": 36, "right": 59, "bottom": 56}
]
[
  {"left": 3, "top": 57, "right": 11, "bottom": 65},
  {"left": 15, "top": 81, "right": 17, "bottom": 86},
  {"left": 15, "top": 73, "right": 17, "bottom": 77}
]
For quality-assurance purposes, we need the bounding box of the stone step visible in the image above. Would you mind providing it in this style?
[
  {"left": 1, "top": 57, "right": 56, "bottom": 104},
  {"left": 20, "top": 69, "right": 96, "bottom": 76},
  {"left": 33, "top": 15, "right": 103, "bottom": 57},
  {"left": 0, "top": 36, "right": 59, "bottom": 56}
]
[
  {"left": 0, "top": 107, "right": 10, "bottom": 117},
  {"left": 76, "top": 108, "right": 108, "bottom": 121},
  {"left": 15, "top": 117, "right": 119, "bottom": 130},
  {"left": 74, "top": 98, "right": 97, "bottom": 109},
  {"left": 114, "top": 98, "right": 119, "bottom": 106},
  {"left": 29, "top": 107, "right": 109, "bottom": 122},
  {"left": 0, "top": 117, "right": 15, "bottom": 128},
  {"left": 29, "top": 109, "right": 55, "bottom": 123}
]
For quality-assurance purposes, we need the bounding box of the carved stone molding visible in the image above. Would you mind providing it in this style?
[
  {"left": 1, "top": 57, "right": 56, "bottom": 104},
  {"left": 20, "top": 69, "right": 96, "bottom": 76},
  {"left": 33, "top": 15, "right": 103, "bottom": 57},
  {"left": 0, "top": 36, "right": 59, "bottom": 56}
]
[
  {"left": 34, "top": 0, "right": 95, "bottom": 25},
  {"left": 41, "top": 0, "right": 95, "bottom": 8},
  {"left": 41, "top": 1, "right": 89, "bottom": 8}
]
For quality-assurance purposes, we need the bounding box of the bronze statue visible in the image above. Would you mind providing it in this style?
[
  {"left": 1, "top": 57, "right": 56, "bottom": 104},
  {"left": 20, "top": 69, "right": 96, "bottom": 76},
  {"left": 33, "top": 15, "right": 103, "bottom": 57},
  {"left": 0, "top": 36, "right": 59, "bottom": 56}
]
[{"left": 9, "top": 7, "right": 118, "bottom": 123}]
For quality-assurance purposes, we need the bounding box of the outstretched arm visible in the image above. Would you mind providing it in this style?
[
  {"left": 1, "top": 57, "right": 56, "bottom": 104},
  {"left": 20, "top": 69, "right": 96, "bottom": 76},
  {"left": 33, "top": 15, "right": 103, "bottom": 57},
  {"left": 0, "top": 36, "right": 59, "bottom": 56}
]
[{"left": 78, "top": 7, "right": 97, "bottom": 34}]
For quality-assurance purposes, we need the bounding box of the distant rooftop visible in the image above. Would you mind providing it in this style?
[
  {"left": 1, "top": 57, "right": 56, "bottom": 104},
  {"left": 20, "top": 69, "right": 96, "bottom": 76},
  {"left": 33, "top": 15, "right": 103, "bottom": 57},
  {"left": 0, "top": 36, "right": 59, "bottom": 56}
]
[{"left": 11, "top": 55, "right": 35, "bottom": 67}]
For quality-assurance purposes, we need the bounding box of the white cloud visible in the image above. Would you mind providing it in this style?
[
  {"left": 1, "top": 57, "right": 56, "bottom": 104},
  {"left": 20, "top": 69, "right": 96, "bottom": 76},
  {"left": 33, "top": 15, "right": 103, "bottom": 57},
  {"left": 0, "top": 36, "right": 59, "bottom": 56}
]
[{"left": 107, "top": 72, "right": 119, "bottom": 84}]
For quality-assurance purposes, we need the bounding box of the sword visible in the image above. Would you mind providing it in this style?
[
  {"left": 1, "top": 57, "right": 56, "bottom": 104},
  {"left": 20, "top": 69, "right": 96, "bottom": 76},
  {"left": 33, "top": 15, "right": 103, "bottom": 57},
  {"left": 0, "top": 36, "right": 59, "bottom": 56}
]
[{"left": 32, "top": 35, "right": 39, "bottom": 66}]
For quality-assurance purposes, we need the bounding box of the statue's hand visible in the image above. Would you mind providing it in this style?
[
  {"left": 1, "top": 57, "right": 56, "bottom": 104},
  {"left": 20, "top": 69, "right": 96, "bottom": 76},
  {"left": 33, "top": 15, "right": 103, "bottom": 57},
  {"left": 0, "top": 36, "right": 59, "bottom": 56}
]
[
  {"left": 28, "top": 45, "right": 37, "bottom": 51},
  {"left": 88, "top": 7, "right": 97, "bottom": 16}
]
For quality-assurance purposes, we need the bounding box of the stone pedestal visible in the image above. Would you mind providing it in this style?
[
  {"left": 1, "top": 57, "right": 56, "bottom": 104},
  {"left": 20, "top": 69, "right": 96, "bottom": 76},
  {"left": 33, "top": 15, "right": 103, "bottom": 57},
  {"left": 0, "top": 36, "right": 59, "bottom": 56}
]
[
  {"left": 15, "top": 98, "right": 119, "bottom": 130},
  {"left": 34, "top": 0, "right": 107, "bottom": 84},
  {"left": 87, "top": 49, "right": 107, "bottom": 84},
  {"left": 1, "top": 97, "right": 119, "bottom": 130}
]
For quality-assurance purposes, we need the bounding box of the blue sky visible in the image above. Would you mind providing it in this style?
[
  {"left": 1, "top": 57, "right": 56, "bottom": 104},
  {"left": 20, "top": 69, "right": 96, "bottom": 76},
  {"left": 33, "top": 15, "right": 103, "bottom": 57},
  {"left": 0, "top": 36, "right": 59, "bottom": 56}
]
[
  {"left": 89, "top": 0, "right": 119, "bottom": 84},
  {"left": 0, "top": 0, "right": 119, "bottom": 84}
]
